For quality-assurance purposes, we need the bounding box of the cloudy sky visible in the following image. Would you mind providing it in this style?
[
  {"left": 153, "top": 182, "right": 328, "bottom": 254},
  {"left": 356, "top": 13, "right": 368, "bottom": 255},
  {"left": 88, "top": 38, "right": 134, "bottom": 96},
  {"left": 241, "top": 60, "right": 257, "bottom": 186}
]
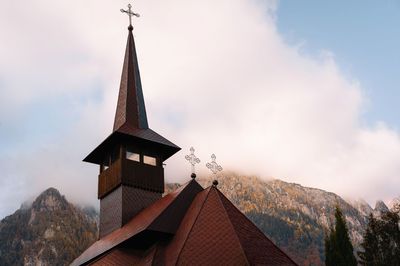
[{"left": 1, "top": 0, "right": 399, "bottom": 218}]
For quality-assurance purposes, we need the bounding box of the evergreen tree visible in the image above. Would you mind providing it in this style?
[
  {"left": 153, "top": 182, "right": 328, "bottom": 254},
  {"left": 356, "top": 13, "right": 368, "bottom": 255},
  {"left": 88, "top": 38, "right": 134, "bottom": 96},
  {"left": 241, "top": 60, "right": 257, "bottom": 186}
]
[
  {"left": 324, "top": 230, "right": 334, "bottom": 266},
  {"left": 358, "top": 205, "right": 400, "bottom": 266},
  {"left": 379, "top": 209, "right": 400, "bottom": 265},
  {"left": 325, "top": 206, "right": 357, "bottom": 266},
  {"left": 358, "top": 214, "right": 380, "bottom": 265}
]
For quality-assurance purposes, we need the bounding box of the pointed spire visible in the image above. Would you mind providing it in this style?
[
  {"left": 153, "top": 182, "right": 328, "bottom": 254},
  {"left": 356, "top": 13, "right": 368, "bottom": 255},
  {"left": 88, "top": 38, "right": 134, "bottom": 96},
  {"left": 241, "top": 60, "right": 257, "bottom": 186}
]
[
  {"left": 113, "top": 25, "right": 148, "bottom": 131},
  {"left": 83, "top": 7, "right": 180, "bottom": 165}
]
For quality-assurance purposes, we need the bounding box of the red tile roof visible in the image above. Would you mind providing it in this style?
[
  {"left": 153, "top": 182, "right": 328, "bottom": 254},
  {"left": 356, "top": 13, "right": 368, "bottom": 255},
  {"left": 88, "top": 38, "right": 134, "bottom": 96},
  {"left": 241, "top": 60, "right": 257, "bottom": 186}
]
[
  {"left": 218, "top": 189, "right": 298, "bottom": 265},
  {"left": 90, "top": 245, "right": 157, "bottom": 266},
  {"left": 71, "top": 180, "right": 202, "bottom": 266},
  {"left": 72, "top": 181, "right": 298, "bottom": 265},
  {"left": 165, "top": 187, "right": 297, "bottom": 265},
  {"left": 172, "top": 187, "right": 249, "bottom": 265}
]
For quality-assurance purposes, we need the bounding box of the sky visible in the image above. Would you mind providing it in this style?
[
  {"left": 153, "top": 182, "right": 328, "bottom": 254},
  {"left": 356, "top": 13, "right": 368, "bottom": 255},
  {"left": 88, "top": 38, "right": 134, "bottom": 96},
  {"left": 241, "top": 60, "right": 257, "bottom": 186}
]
[
  {"left": 276, "top": 1, "right": 400, "bottom": 127},
  {"left": 0, "top": 0, "right": 399, "bottom": 218}
]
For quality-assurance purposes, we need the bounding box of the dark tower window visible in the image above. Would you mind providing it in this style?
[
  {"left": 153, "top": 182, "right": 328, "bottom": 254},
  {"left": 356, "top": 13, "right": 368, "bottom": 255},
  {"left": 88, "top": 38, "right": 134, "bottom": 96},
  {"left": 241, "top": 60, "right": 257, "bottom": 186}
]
[
  {"left": 126, "top": 151, "right": 140, "bottom": 162},
  {"left": 143, "top": 155, "right": 157, "bottom": 166}
]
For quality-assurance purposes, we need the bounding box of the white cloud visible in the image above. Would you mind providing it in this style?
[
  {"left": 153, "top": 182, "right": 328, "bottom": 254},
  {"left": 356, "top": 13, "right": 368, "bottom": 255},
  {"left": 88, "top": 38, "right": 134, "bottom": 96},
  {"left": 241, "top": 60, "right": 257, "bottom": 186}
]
[{"left": 0, "top": 0, "right": 399, "bottom": 217}]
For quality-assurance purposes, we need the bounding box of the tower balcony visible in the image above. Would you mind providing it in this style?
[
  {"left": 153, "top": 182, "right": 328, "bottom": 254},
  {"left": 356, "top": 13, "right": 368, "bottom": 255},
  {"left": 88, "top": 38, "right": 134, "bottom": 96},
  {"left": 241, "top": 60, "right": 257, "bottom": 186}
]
[{"left": 98, "top": 156, "right": 164, "bottom": 199}]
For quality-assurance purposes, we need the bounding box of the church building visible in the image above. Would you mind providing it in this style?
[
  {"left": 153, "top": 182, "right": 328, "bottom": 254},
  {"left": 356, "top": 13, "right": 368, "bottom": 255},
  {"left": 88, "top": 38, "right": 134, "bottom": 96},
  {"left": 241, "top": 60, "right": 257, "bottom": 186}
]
[{"left": 72, "top": 5, "right": 297, "bottom": 266}]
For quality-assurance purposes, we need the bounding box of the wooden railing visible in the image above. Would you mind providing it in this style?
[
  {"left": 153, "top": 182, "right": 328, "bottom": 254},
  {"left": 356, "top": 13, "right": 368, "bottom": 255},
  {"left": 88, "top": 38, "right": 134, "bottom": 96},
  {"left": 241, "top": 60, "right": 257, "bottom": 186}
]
[
  {"left": 123, "top": 160, "right": 164, "bottom": 193},
  {"left": 98, "top": 158, "right": 164, "bottom": 199},
  {"left": 98, "top": 159, "right": 122, "bottom": 198}
]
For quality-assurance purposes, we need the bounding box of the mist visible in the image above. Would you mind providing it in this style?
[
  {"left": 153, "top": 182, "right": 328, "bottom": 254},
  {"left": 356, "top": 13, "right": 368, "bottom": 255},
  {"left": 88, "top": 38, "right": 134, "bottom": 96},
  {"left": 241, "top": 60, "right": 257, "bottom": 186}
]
[{"left": 1, "top": 0, "right": 399, "bottom": 218}]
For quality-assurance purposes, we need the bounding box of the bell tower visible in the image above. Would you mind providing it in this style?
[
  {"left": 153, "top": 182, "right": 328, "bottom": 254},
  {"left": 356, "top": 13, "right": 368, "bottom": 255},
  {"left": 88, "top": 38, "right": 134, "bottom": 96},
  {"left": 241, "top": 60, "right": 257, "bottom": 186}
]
[{"left": 83, "top": 8, "right": 180, "bottom": 238}]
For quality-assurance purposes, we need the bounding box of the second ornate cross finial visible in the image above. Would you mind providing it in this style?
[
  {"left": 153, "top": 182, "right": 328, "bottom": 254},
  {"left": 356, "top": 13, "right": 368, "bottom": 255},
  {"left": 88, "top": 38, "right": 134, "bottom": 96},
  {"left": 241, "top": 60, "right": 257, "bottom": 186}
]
[
  {"left": 206, "top": 154, "right": 223, "bottom": 175},
  {"left": 207, "top": 154, "right": 222, "bottom": 187}
]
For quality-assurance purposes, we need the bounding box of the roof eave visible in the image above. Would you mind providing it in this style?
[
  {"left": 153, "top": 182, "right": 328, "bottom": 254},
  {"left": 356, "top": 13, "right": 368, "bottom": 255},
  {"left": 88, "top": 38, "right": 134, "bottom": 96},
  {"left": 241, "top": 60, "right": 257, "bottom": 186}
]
[{"left": 83, "top": 131, "right": 180, "bottom": 164}]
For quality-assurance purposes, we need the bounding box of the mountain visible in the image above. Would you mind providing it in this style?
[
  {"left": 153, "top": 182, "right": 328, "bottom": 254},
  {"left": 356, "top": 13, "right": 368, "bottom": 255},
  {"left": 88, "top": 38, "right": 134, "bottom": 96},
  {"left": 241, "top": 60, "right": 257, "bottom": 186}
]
[
  {"left": 0, "top": 188, "right": 98, "bottom": 266},
  {"left": 1, "top": 175, "right": 391, "bottom": 266},
  {"left": 373, "top": 200, "right": 389, "bottom": 216},
  {"left": 388, "top": 196, "right": 400, "bottom": 210},
  {"left": 167, "top": 174, "right": 368, "bottom": 265},
  {"left": 347, "top": 199, "right": 373, "bottom": 217}
]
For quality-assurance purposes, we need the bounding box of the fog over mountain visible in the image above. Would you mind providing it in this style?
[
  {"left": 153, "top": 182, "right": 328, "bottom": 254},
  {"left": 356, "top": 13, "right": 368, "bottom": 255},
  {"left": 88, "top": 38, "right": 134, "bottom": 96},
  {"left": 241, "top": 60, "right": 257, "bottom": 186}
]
[
  {"left": 1, "top": 0, "right": 400, "bottom": 219},
  {"left": 0, "top": 188, "right": 97, "bottom": 265}
]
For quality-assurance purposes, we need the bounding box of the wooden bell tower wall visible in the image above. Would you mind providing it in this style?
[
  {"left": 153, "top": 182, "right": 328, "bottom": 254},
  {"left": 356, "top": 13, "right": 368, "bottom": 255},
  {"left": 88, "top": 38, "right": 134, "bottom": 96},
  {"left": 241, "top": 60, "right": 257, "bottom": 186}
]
[
  {"left": 97, "top": 145, "right": 165, "bottom": 238},
  {"left": 99, "top": 185, "right": 161, "bottom": 238}
]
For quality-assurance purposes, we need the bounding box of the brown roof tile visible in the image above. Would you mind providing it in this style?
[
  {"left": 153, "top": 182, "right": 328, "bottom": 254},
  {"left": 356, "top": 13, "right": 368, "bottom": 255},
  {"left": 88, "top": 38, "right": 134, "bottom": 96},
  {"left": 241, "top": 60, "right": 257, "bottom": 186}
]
[
  {"left": 73, "top": 183, "right": 298, "bottom": 266},
  {"left": 117, "top": 125, "right": 180, "bottom": 150},
  {"left": 218, "top": 189, "right": 298, "bottom": 265},
  {"left": 83, "top": 129, "right": 180, "bottom": 164},
  {"left": 164, "top": 186, "right": 298, "bottom": 265},
  {"left": 71, "top": 180, "right": 201, "bottom": 266},
  {"left": 90, "top": 245, "right": 156, "bottom": 266},
  {"left": 113, "top": 26, "right": 148, "bottom": 131},
  {"left": 163, "top": 187, "right": 212, "bottom": 265},
  {"left": 175, "top": 188, "right": 249, "bottom": 266}
]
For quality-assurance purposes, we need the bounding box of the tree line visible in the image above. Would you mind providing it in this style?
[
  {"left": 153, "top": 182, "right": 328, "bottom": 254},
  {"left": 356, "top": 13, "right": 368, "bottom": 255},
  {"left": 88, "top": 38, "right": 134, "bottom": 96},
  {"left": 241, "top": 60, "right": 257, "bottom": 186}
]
[{"left": 325, "top": 204, "right": 400, "bottom": 266}]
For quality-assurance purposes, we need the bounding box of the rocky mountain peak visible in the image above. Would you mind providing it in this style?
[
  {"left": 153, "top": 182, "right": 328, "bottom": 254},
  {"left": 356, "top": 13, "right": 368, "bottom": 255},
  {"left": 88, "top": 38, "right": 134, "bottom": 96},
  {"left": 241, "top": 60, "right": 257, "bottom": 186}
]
[
  {"left": 0, "top": 187, "right": 98, "bottom": 266},
  {"left": 373, "top": 200, "right": 390, "bottom": 218},
  {"left": 388, "top": 197, "right": 400, "bottom": 210},
  {"left": 31, "top": 187, "right": 69, "bottom": 212},
  {"left": 374, "top": 200, "right": 389, "bottom": 213},
  {"left": 348, "top": 199, "right": 373, "bottom": 217}
]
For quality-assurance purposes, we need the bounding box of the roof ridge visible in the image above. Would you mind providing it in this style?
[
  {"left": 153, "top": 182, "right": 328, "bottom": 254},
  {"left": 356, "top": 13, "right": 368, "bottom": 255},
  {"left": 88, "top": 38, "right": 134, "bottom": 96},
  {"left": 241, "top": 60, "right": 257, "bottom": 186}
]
[
  {"left": 148, "top": 179, "right": 203, "bottom": 234},
  {"left": 71, "top": 180, "right": 196, "bottom": 266},
  {"left": 213, "top": 187, "right": 250, "bottom": 266},
  {"left": 175, "top": 187, "right": 212, "bottom": 264},
  {"left": 216, "top": 189, "right": 299, "bottom": 265},
  {"left": 168, "top": 179, "right": 193, "bottom": 195}
]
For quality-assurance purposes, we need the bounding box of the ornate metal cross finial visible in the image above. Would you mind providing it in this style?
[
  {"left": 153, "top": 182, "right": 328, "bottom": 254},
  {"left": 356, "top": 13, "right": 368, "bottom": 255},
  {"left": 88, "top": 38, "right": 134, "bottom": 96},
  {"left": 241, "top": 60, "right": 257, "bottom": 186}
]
[
  {"left": 185, "top": 147, "right": 201, "bottom": 177},
  {"left": 206, "top": 154, "right": 223, "bottom": 175},
  {"left": 120, "top": 3, "right": 140, "bottom": 27}
]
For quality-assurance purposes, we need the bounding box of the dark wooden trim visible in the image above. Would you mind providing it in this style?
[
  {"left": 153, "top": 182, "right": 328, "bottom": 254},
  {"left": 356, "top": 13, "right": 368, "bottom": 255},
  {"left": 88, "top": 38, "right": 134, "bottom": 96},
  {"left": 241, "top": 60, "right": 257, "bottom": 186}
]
[{"left": 98, "top": 158, "right": 122, "bottom": 199}]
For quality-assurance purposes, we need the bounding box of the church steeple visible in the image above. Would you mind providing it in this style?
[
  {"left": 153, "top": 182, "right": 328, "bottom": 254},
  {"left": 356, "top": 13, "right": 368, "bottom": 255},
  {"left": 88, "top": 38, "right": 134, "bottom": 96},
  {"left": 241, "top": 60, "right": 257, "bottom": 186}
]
[
  {"left": 83, "top": 6, "right": 180, "bottom": 238},
  {"left": 113, "top": 26, "right": 148, "bottom": 131}
]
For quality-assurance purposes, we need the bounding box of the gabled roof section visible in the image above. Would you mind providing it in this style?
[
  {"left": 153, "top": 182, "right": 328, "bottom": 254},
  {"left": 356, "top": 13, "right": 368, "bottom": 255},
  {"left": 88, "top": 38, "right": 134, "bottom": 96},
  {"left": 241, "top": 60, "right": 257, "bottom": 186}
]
[
  {"left": 71, "top": 180, "right": 203, "bottom": 266},
  {"left": 218, "top": 189, "right": 298, "bottom": 265},
  {"left": 164, "top": 186, "right": 298, "bottom": 266},
  {"left": 113, "top": 26, "right": 148, "bottom": 132},
  {"left": 164, "top": 187, "right": 249, "bottom": 265},
  {"left": 72, "top": 182, "right": 298, "bottom": 265}
]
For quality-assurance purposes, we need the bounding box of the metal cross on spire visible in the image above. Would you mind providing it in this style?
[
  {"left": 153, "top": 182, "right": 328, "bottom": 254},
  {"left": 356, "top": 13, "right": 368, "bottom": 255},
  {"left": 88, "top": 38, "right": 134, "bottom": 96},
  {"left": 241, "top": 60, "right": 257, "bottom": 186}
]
[
  {"left": 206, "top": 154, "right": 223, "bottom": 175},
  {"left": 185, "top": 147, "right": 201, "bottom": 178},
  {"left": 120, "top": 3, "right": 140, "bottom": 27}
]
